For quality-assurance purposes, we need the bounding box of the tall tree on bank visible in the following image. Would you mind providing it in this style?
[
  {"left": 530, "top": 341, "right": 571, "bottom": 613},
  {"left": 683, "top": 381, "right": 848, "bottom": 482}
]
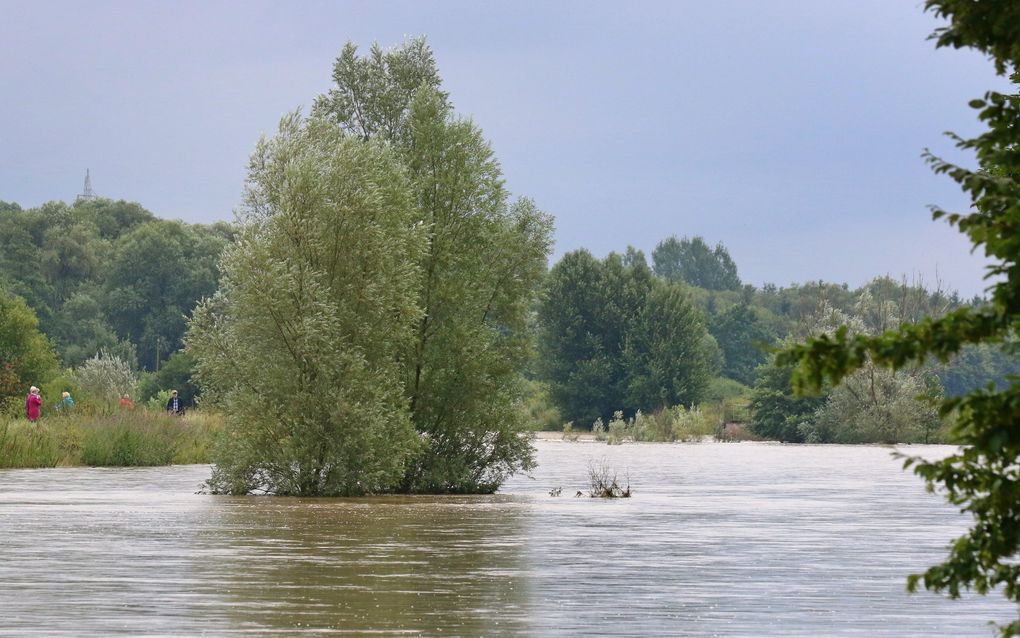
[
  {"left": 106, "top": 220, "right": 228, "bottom": 372},
  {"left": 314, "top": 38, "right": 553, "bottom": 492},
  {"left": 189, "top": 115, "right": 424, "bottom": 496},
  {"left": 0, "top": 288, "right": 58, "bottom": 413},
  {"left": 780, "top": 2, "right": 1020, "bottom": 633},
  {"left": 538, "top": 250, "right": 713, "bottom": 425},
  {"left": 538, "top": 250, "right": 648, "bottom": 425},
  {"left": 709, "top": 302, "right": 773, "bottom": 386},
  {"left": 652, "top": 235, "right": 741, "bottom": 291}
]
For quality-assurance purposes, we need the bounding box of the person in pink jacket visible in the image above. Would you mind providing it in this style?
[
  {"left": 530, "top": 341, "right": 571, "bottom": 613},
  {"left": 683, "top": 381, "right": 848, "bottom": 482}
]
[{"left": 25, "top": 386, "right": 42, "bottom": 422}]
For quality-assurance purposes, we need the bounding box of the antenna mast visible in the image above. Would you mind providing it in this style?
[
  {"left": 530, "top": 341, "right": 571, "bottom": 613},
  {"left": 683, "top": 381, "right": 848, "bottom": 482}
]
[{"left": 76, "top": 169, "right": 98, "bottom": 203}]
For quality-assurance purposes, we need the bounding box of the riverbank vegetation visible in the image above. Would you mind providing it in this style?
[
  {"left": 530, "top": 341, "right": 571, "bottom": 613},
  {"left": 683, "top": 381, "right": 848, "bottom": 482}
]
[
  {"left": 1, "top": 31, "right": 1017, "bottom": 496},
  {"left": 781, "top": 2, "right": 1020, "bottom": 633},
  {"left": 0, "top": 411, "right": 221, "bottom": 469}
]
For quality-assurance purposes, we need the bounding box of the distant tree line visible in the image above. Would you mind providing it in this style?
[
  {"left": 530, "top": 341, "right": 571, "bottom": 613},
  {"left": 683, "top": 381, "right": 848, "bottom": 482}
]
[
  {"left": 535, "top": 233, "right": 1018, "bottom": 443},
  {"left": 3, "top": 195, "right": 1014, "bottom": 446},
  {"left": 0, "top": 198, "right": 229, "bottom": 410}
]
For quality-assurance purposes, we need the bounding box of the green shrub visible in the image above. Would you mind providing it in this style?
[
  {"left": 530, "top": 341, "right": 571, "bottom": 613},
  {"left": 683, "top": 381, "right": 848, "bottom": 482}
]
[
  {"left": 632, "top": 409, "right": 672, "bottom": 442},
  {"left": 670, "top": 405, "right": 718, "bottom": 441},
  {"left": 606, "top": 411, "right": 628, "bottom": 445},
  {"left": 703, "top": 376, "right": 751, "bottom": 403},
  {"left": 522, "top": 379, "right": 563, "bottom": 431},
  {"left": 561, "top": 422, "right": 580, "bottom": 441},
  {"left": 146, "top": 389, "right": 174, "bottom": 413}
]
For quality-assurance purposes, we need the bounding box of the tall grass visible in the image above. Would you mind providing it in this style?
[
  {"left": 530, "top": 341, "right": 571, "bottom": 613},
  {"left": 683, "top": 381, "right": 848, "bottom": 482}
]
[
  {"left": 588, "top": 406, "right": 722, "bottom": 444},
  {"left": 0, "top": 411, "right": 222, "bottom": 469}
]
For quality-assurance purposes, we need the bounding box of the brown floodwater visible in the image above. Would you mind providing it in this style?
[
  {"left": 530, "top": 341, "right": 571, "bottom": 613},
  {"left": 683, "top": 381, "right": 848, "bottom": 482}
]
[{"left": 0, "top": 440, "right": 1015, "bottom": 636}]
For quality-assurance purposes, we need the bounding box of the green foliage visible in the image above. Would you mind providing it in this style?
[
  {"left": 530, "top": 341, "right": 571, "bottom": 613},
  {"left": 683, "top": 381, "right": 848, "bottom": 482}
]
[
  {"left": 0, "top": 412, "right": 219, "bottom": 468},
  {"left": 315, "top": 38, "right": 553, "bottom": 493},
  {"left": 189, "top": 112, "right": 424, "bottom": 496},
  {"left": 806, "top": 366, "right": 943, "bottom": 444},
  {"left": 0, "top": 197, "right": 227, "bottom": 373},
  {"left": 588, "top": 405, "right": 719, "bottom": 443},
  {"left": 81, "top": 423, "right": 175, "bottom": 466},
  {"left": 748, "top": 358, "right": 826, "bottom": 443},
  {"left": 49, "top": 290, "right": 137, "bottom": 368},
  {"left": 754, "top": 280, "right": 857, "bottom": 339},
  {"left": 0, "top": 419, "right": 62, "bottom": 467},
  {"left": 105, "top": 219, "right": 227, "bottom": 371},
  {"left": 145, "top": 389, "right": 174, "bottom": 413},
  {"left": 780, "top": 3, "right": 1020, "bottom": 632},
  {"left": 39, "top": 370, "right": 82, "bottom": 415},
  {"left": 652, "top": 235, "right": 741, "bottom": 291},
  {"left": 538, "top": 250, "right": 713, "bottom": 425},
  {"left": 521, "top": 379, "right": 562, "bottom": 431},
  {"left": 666, "top": 405, "right": 720, "bottom": 442},
  {"left": 73, "top": 351, "right": 138, "bottom": 411},
  {"left": 709, "top": 303, "right": 774, "bottom": 385},
  {"left": 937, "top": 342, "right": 1020, "bottom": 397},
  {"left": 703, "top": 376, "right": 752, "bottom": 403},
  {"left": 754, "top": 290, "right": 949, "bottom": 445},
  {"left": 136, "top": 350, "right": 199, "bottom": 405},
  {"left": 0, "top": 288, "right": 59, "bottom": 412},
  {"left": 703, "top": 377, "right": 753, "bottom": 425},
  {"left": 624, "top": 281, "right": 716, "bottom": 410},
  {"left": 537, "top": 249, "right": 628, "bottom": 425}
]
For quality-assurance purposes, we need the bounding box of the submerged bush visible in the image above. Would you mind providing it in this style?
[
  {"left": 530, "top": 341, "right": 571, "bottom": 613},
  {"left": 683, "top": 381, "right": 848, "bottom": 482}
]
[{"left": 586, "top": 457, "right": 630, "bottom": 498}]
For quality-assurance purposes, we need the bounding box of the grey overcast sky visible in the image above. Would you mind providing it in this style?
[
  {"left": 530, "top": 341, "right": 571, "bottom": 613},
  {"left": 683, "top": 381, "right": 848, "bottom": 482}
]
[{"left": 1, "top": 1, "right": 1010, "bottom": 298}]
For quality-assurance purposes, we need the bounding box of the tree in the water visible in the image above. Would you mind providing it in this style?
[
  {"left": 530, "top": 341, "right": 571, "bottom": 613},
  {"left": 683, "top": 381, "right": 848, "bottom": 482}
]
[
  {"left": 314, "top": 39, "right": 553, "bottom": 493},
  {"left": 189, "top": 115, "right": 425, "bottom": 496},
  {"left": 780, "top": 2, "right": 1020, "bottom": 633},
  {"left": 192, "top": 39, "right": 552, "bottom": 495}
]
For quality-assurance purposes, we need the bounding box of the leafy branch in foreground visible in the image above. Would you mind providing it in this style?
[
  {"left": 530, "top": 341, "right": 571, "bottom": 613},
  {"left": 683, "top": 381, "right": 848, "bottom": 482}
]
[{"left": 780, "top": 1, "right": 1020, "bottom": 634}]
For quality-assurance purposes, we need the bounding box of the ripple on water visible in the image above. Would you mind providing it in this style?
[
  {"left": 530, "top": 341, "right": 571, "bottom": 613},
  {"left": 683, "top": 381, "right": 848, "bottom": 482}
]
[{"left": 0, "top": 442, "right": 1014, "bottom": 636}]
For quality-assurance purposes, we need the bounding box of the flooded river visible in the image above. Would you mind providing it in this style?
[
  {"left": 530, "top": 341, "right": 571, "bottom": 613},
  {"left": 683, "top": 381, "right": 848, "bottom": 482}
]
[{"left": 1, "top": 440, "right": 1015, "bottom": 636}]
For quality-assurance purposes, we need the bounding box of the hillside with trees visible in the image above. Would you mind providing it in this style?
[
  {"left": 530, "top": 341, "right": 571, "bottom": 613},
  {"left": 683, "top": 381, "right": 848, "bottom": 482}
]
[{"left": 0, "top": 197, "right": 230, "bottom": 411}]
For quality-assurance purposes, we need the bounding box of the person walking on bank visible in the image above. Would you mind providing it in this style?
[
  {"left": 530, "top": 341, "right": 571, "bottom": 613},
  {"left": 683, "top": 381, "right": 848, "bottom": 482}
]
[
  {"left": 166, "top": 390, "right": 183, "bottom": 415},
  {"left": 59, "top": 391, "right": 75, "bottom": 412},
  {"left": 25, "top": 386, "right": 42, "bottom": 422},
  {"left": 120, "top": 394, "right": 134, "bottom": 410}
]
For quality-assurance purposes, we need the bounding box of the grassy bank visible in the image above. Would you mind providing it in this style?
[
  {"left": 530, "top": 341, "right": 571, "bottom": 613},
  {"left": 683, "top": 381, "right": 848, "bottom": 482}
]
[{"left": 0, "top": 411, "right": 222, "bottom": 469}]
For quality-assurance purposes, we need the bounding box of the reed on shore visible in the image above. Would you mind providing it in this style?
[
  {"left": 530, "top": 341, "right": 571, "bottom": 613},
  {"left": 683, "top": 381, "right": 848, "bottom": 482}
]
[{"left": 0, "top": 411, "right": 222, "bottom": 469}]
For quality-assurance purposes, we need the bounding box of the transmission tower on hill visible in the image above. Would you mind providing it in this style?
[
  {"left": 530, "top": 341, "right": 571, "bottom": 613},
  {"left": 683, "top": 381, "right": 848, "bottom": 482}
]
[{"left": 76, "top": 168, "right": 98, "bottom": 203}]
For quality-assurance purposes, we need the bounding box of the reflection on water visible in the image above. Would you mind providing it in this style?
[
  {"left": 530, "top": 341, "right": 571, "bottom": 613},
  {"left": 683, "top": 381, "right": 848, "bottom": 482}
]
[
  {"left": 210, "top": 496, "right": 530, "bottom": 635},
  {"left": 0, "top": 441, "right": 1015, "bottom": 636}
]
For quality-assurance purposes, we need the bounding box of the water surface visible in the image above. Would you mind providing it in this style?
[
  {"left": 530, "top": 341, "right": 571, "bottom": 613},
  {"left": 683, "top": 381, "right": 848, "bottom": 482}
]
[{"left": 1, "top": 441, "right": 1014, "bottom": 636}]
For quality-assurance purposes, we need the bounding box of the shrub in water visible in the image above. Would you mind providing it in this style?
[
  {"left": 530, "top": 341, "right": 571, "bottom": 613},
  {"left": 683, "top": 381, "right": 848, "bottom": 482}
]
[
  {"left": 606, "top": 411, "right": 629, "bottom": 445},
  {"left": 586, "top": 457, "right": 631, "bottom": 498}
]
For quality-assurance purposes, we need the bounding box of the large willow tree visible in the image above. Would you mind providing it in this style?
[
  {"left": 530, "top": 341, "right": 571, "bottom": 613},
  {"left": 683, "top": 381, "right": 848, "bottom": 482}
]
[
  {"left": 189, "top": 115, "right": 425, "bottom": 496},
  {"left": 314, "top": 39, "right": 553, "bottom": 492},
  {"left": 192, "top": 39, "right": 552, "bottom": 495},
  {"left": 781, "top": 2, "right": 1020, "bottom": 634}
]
